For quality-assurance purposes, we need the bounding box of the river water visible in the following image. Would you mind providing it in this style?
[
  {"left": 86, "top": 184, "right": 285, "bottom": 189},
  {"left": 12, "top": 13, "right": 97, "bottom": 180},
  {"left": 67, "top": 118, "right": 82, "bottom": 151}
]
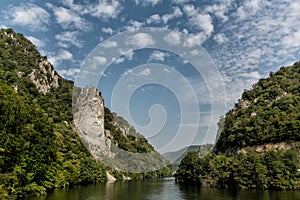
[{"left": 31, "top": 178, "right": 300, "bottom": 200}]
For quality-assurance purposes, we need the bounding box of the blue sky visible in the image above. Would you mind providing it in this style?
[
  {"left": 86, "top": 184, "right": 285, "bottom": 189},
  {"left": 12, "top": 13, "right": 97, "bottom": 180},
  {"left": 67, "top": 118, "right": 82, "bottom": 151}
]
[{"left": 1, "top": 0, "right": 300, "bottom": 153}]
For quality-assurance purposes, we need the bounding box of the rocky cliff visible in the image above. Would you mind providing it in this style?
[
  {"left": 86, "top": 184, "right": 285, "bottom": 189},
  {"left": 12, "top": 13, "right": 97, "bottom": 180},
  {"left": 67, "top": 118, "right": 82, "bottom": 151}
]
[
  {"left": 73, "top": 85, "right": 169, "bottom": 173},
  {"left": 74, "top": 85, "right": 113, "bottom": 159}
]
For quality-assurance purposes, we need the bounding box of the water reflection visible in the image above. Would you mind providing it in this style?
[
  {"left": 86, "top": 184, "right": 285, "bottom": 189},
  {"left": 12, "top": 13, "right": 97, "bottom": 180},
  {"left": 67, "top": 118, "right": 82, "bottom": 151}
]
[{"left": 30, "top": 178, "right": 300, "bottom": 200}]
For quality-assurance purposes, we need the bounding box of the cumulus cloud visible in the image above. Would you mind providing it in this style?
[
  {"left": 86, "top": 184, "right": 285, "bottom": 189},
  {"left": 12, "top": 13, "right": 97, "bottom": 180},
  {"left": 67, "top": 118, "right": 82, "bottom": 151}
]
[
  {"left": 101, "top": 40, "right": 118, "bottom": 48},
  {"left": 125, "top": 33, "right": 155, "bottom": 48},
  {"left": 55, "top": 31, "right": 83, "bottom": 48},
  {"left": 57, "top": 68, "right": 80, "bottom": 79},
  {"left": 49, "top": 5, "right": 91, "bottom": 31},
  {"left": 163, "top": 31, "right": 181, "bottom": 46},
  {"left": 125, "top": 20, "right": 145, "bottom": 32},
  {"left": 148, "top": 51, "right": 168, "bottom": 62},
  {"left": 204, "top": 1, "right": 232, "bottom": 22},
  {"left": 87, "top": 0, "right": 122, "bottom": 19},
  {"left": 161, "top": 7, "right": 183, "bottom": 24},
  {"left": 26, "top": 36, "right": 45, "bottom": 48},
  {"left": 135, "top": 0, "right": 162, "bottom": 7},
  {"left": 172, "top": 0, "right": 195, "bottom": 4},
  {"left": 183, "top": 4, "right": 197, "bottom": 17},
  {"left": 48, "top": 49, "right": 73, "bottom": 67},
  {"left": 209, "top": 0, "right": 300, "bottom": 107},
  {"left": 6, "top": 3, "right": 50, "bottom": 31},
  {"left": 183, "top": 32, "right": 206, "bottom": 47},
  {"left": 190, "top": 13, "right": 214, "bottom": 36},
  {"left": 102, "top": 27, "right": 113, "bottom": 34},
  {"left": 234, "top": 0, "right": 263, "bottom": 21},
  {"left": 182, "top": 4, "right": 214, "bottom": 42},
  {"left": 213, "top": 33, "right": 229, "bottom": 44},
  {"left": 93, "top": 56, "right": 107, "bottom": 65},
  {"left": 59, "top": 0, "right": 122, "bottom": 19},
  {"left": 138, "top": 68, "right": 151, "bottom": 76},
  {"left": 115, "top": 57, "right": 125, "bottom": 64},
  {"left": 146, "top": 14, "right": 161, "bottom": 24}
]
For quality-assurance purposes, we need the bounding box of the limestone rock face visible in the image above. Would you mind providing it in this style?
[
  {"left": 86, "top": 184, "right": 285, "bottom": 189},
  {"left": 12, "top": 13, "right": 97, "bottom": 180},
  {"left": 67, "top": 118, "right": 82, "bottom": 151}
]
[
  {"left": 28, "top": 58, "right": 59, "bottom": 94},
  {"left": 73, "top": 85, "right": 113, "bottom": 159}
]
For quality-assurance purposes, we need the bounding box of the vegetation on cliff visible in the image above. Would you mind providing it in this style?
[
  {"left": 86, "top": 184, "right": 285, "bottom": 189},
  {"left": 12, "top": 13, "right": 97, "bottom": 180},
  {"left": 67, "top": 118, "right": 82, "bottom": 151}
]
[
  {"left": 0, "top": 29, "right": 107, "bottom": 199},
  {"left": 0, "top": 28, "right": 171, "bottom": 199},
  {"left": 175, "top": 62, "right": 300, "bottom": 190}
]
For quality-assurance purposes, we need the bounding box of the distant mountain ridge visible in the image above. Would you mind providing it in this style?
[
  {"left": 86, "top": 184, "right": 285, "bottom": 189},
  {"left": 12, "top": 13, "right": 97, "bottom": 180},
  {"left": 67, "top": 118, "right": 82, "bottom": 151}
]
[{"left": 163, "top": 144, "right": 213, "bottom": 167}]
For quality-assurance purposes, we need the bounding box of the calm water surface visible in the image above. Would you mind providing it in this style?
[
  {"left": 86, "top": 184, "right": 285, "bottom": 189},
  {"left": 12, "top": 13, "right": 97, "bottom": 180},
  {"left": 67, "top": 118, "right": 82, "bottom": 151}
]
[{"left": 31, "top": 178, "right": 300, "bottom": 200}]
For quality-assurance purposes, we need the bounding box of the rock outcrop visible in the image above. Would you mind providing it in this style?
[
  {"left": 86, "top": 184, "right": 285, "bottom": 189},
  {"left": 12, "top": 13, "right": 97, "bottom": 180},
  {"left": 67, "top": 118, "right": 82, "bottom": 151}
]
[
  {"left": 28, "top": 58, "right": 59, "bottom": 94},
  {"left": 73, "top": 85, "right": 113, "bottom": 159}
]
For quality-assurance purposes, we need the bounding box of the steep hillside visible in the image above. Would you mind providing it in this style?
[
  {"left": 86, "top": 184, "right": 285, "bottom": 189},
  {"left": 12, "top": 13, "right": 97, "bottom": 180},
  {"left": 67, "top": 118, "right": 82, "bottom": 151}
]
[
  {"left": 215, "top": 62, "right": 300, "bottom": 152},
  {"left": 175, "top": 62, "right": 300, "bottom": 189},
  {"left": 0, "top": 29, "right": 171, "bottom": 199},
  {"left": 73, "top": 85, "right": 170, "bottom": 174}
]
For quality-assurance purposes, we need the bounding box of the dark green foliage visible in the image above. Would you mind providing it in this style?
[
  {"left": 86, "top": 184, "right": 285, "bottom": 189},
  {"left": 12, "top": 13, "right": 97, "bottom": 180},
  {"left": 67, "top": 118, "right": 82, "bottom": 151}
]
[
  {"left": 175, "top": 148, "right": 300, "bottom": 189},
  {"left": 104, "top": 107, "right": 154, "bottom": 153},
  {"left": 174, "top": 151, "right": 203, "bottom": 183},
  {"left": 0, "top": 29, "right": 107, "bottom": 199},
  {"left": 0, "top": 28, "right": 172, "bottom": 198},
  {"left": 215, "top": 61, "right": 300, "bottom": 152},
  {"left": 104, "top": 107, "right": 172, "bottom": 178},
  {"left": 175, "top": 62, "right": 300, "bottom": 190}
]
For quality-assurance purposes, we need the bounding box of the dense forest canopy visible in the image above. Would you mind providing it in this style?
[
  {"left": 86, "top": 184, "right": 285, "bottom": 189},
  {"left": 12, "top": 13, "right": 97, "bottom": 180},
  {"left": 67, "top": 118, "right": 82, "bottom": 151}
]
[
  {"left": 215, "top": 61, "right": 300, "bottom": 152},
  {"left": 175, "top": 61, "right": 300, "bottom": 190}
]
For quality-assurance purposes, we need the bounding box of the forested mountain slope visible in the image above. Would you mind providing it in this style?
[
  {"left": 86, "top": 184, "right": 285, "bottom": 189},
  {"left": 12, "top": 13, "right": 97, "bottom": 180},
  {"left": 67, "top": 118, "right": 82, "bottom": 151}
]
[
  {"left": 215, "top": 62, "right": 300, "bottom": 152},
  {"left": 0, "top": 29, "right": 171, "bottom": 199},
  {"left": 175, "top": 62, "right": 300, "bottom": 190}
]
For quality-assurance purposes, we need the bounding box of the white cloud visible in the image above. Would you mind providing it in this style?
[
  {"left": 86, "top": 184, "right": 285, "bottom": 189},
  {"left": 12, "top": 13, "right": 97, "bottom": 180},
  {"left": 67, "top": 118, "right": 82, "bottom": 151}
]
[
  {"left": 183, "top": 4, "right": 197, "bottom": 17},
  {"left": 57, "top": 68, "right": 80, "bottom": 78},
  {"left": 238, "top": 71, "right": 261, "bottom": 79},
  {"left": 161, "top": 7, "right": 183, "bottom": 24},
  {"left": 125, "top": 20, "right": 145, "bottom": 32},
  {"left": 204, "top": 1, "right": 232, "bottom": 22},
  {"left": 282, "top": 30, "right": 300, "bottom": 48},
  {"left": 190, "top": 13, "right": 214, "bottom": 36},
  {"left": 173, "top": 0, "right": 194, "bottom": 4},
  {"left": 135, "top": 0, "right": 162, "bottom": 7},
  {"left": 138, "top": 68, "right": 151, "bottom": 76},
  {"left": 146, "top": 14, "right": 161, "bottom": 24},
  {"left": 101, "top": 40, "right": 118, "bottom": 48},
  {"left": 115, "top": 57, "right": 125, "bottom": 64},
  {"left": 148, "top": 51, "right": 167, "bottom": 62},
  {"left": 183, "top": 32, "right": 206, "bottom": 47},
  {"left": 163, "top": 31, "right": 181, "bottom": 46},
  {"left": 55, "top": 31, "right": 83, "bottom": 48},
  {"left": 208, "top": 0, "right": 300, "bottom": 108},
  {"left": 183, "top": 4, "right": 214, "bottom": 41},
  {"left": 234, "top": 0, "right": 263, "bottom": 21},
  {"left": 93, "top": 56, "right": 107, "bottom": 65},
  {"left": 87, "top": 0, "right": 122, "bottom": 19},
  {"left": 163, "top": 68, "right": 171, "bottom": 73},
  {"left": 48, "top": 49, "right": 73, "bottom": 67},
  {"left": 125, "top": 33, "right": 155, "bottom": 48},
  {"left": 50, "top": 5, "right": 90, "bottom": 31},
  {"left": 26, "top": 36, "right": 45, "bottom": 48},
  {"left": 102, "top": 27, "right": 113, "bottom": 34},
  {"left": 6, "top": 3, "right": 50, "bottom": 31},
  {"left": 55, "top": 0, "right": 122, "bottom": 19},
  {"left": 119, "top": 49, "right": 135, "bottom": 60},
  {"left": 213, "top": 33, "right": 229, "bottom": 44}
]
